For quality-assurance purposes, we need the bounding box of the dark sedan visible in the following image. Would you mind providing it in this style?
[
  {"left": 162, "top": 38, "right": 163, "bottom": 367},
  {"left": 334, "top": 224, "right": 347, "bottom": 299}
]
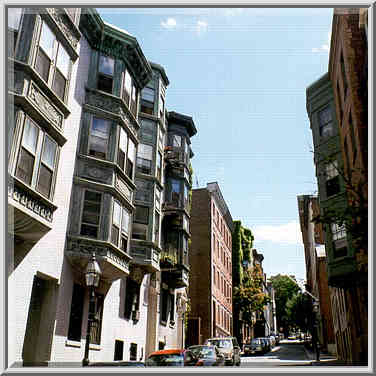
[{"left": 188, "top": 345, "right": 226, "bottom": 366}]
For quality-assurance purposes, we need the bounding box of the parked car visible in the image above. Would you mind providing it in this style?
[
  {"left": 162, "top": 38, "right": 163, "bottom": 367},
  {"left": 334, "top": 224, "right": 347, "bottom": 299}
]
[
  {"left": 145, "top": 349, "right": 197, "bottom": 367},
  {"left": 243, "top": 338, "right": 264, "bottom": 355},
  {"left": 188, "top": 345, "right": 225, "bottom": 366},
  {"left": 88, "top": 361, "right": 145, "bottom": 367},
  {"left": 205, "top": 337, "right": 241, "bottom": 366},
  {"left": 259, "top": 337, "right": 271, "bottom": 353}
]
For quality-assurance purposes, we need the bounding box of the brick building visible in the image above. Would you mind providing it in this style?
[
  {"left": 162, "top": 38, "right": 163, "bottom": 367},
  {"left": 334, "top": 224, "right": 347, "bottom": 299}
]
[{"left": 187, "top": 182, "right": 234, "bottom": 346}]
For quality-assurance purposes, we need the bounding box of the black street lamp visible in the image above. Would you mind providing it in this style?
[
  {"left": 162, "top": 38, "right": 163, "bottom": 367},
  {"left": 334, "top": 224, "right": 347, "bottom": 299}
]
[
  {"left": 312, "top": 300, "right": 320, "bottom": 362},
  {"left": 82, "top": 253, "right": 101, "bottom": 367}
]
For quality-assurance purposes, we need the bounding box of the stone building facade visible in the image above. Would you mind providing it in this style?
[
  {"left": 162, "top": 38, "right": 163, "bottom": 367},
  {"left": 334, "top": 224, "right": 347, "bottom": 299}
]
[
  {"left": 8, "top": 7, "right": 196, "bottom": 366},
  {"left": 187, "top": 182, "right": 233, "bottom": 345}
]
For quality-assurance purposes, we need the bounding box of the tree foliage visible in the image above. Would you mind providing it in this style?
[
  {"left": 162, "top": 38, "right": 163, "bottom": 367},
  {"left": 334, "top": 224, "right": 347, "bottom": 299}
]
[
  {"left": 233, "top": 264, "right": 270, "bottom": 325},
  {"left": 285, "top": 293, "right": 313, "bottom": 333},
  {"left": 269, "top": 274, "right": 300, "bottom": 334}
]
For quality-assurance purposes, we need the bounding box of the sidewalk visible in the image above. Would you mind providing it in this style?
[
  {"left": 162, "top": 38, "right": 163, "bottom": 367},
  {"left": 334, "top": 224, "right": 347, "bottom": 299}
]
[{"left": 303, "top": 344, "right": 343, "bottom": 366}]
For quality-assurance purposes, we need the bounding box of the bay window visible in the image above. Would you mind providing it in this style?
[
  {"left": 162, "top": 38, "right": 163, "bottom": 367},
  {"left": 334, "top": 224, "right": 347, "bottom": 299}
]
[
  {"left": 88, "top": 117, "right": 110, "bottom": 159},
  {"left": 80, "top": 190, "right": 102, "bottom": 238},
  {"left": 140, "top": 119, "right": 156, "bottom": 144},
  {"left": 170, "top": 178, "right": 181, "bottom": 207},
  {"left": 117, "top": 126, "right": 136, "bottom": 180},
  {"left": 136, "top": 143, "right": 153, "bottom": 175},
  {"left": 15, "top": 116, "right": 58, "bottom": 200},
  {"left": 111, "top": 200, "right": 130, "bottom": 252},
  {"left": 97, "top": 54, "right": 114, "bottom": 94},
  {"left": 35, "top": 21, "right": 71, "bottom": 101},
  {"left": 135, "top": 178, "right": 152, "bottom": 203},
  {"left": 331, "top": 222, "right": 347, "bottom": 257},
  {"left": 126, "top": 138, "right": 136, "bottom": 179}
]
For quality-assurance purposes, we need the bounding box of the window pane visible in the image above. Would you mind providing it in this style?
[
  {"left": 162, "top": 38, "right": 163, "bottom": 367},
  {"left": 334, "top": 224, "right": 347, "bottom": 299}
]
[
  {"left": 141, "top": 87, "right": 154, "bottom": 102},
  {"left": 124, "top": 70, "right": 132, "bottom": 95},
  {"left": 41, "top": 136, "right": 57, "bottom": 169},
  {"left": 35, "top": 49, "right": 50, "bottom": 82},
  {"left": 111, "top": 225, "right": 119, "bottom": 245},
  {"left": 36, "top": 164, "right": 53, "bottom": 197},
  {"left": 122, "top": 209, "right": 130, "bottom": 234},
  {"left": 132, "top": 223, "right": 148, "bottom": 240},
  {"left": 39, "top": 22, "right": 55, "bottom": 58},
  {"left": 137, "top": 157, "right": 152, "bottom": 174},
  {"left": 171, "top": 179, "right": 180, "bottom": 193},
  {"left": 99, "top": 55, "right": 114, "bottom": 76},
  {"left": 119, "top": 127, "right": 128, "bottom": 152},
  {"left": 113, "top": 201, "right": 121, "bottom": 226},
  {"left": 138, "top": 144, "right": 153, "bottom": 160},
  {"left": 22, "top": 118, "right": 39, "bottom": 153},
  {"left": 135, "top": 206, "right": 149, "bottom": 224},
  {"left": 173, "top": 135, "right": 181, "bottom": 147},
  {"left": 127, "top": 139, "right": 136, "bottom": 162},
  {"left": 8, "top": 8, "right": 22, "bottom": 30},
  {"left": 140, "top": 119, "right": 156, "bottom": 144},
  {"left": 318, "top": 106, "right": 332, "bottom": 125},
  {"left": 56, "top": 44, "right": 70, "bottom": 77},
  {"left": 97, "top": 74, "right": 113, "bottom": 93},
  {"left": 90, "top": 118, "right": 109, "bottom": 158},
  {"left": 52, "top": 69, "right": 66, "bottom": 100},
  {"left": 15, "top": 148, "right": 34, "bottom": 185}
]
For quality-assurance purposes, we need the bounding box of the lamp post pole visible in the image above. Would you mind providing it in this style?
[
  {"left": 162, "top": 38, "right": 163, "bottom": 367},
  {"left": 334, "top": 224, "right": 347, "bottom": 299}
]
[
  {"left": 312, "top": 300, "right": 320, "bottom": 362},
  {"left": 82, "top": 254, "right": 101, "bottom": 367}
]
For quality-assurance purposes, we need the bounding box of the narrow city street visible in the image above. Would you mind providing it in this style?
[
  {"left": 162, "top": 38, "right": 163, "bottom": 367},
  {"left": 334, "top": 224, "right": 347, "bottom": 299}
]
[{"left": 240, "top": 340, "right": 315, "bottom": 368}]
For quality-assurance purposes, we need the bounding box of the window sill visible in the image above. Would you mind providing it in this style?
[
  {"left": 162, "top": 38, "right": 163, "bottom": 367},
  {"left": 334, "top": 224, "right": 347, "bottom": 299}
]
[
  {"left": 90, "top": 344, "right": 101, "bottom": 351},
  {"left": 65, "top": 339, "right": 81, "bottom": 348}
]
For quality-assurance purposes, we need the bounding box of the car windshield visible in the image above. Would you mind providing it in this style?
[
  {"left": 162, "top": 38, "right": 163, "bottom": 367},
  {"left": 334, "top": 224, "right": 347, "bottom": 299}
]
[
  {"left": 189, "top": 346, "right": 215, "bottom": 358},
  {"left": 146, "top": 354, "right": 184, "bottom": 366},
  {"left": 207, "top": 339, "right": 231, "bottom": 349}
]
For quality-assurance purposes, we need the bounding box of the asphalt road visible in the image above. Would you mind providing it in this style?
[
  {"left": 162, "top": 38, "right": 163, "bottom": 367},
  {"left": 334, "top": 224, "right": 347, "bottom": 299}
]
[{"left": 239, "top": 340, "right": 313, "bottom": 368}]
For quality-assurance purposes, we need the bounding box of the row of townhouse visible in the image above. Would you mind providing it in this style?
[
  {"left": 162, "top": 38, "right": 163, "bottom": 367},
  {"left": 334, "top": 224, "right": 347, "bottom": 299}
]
[
  {"left": 303, "top": 7, "right": 368, "bottom": 365},
  {"left": 7, "top": 7, "right": 196, "bottom": 366}
]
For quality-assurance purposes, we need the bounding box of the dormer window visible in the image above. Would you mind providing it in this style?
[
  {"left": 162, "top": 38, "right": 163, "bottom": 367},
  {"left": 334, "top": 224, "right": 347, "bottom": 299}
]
[{"left": 97, "top": 54, "right": 114, "bottom": 94}]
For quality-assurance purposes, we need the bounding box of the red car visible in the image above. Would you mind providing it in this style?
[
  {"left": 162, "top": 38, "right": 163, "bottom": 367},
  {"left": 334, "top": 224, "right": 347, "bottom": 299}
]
[{"left": 145, "top": 349, "right": 197, "bottom": 367}]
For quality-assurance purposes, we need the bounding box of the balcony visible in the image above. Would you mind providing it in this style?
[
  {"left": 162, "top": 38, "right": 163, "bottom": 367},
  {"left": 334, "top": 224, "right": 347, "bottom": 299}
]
[
  {"left": 161, "top": 266, "right": 189, "bottom": 289},
  {"left": 130, "top": 241, "right": 160, "bottom": 273},
  {"left": 65, "top": 235, "right": 132, "bottom": 283}
]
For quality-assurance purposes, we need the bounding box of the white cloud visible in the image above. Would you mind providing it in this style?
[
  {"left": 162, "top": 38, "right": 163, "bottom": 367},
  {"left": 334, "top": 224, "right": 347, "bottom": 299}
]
[
  {"left": 161, "top": 17, "right": 177, "bottom": 29},
  {"left": 312, "top": 30, "right": 331, "bottom": 53},
  {"left": 252, "top": 221, "right": 303, "bottom": 245},
  {"left": 196, "top": 20, "right": 208, "bottom": 34}
]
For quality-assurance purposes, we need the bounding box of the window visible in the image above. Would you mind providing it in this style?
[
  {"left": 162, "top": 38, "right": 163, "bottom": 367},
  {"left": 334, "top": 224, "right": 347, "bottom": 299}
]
[
  {"left": 154, "top": 212, "right": 160, "bottom": 245},
  {"left": 341, "top": 52, "right": 348, "bottom": 98},
  {"left": 122, "top": 70, "right": 138, "bottom": 117},
  {"left": 170, "top": 179, "right": 181, "bottom": 206},
  {"left": 124, "top": 277, "right": 140, "bottom": 320},
  {"left": 114, "top": 340, "right": 124, "bottom": 361},
  {"left": 160, "top": 289, "right": 169, "bottom": 323},
  {"left": 133, "top": 205, "right": 149, "bottom": 240},
  {"left": 80, "top": 190, "right": 102, "bottom": 238},
  {"left": 140, "top": 119, "right": 156, "bottom": 144},
  {"left": 135, "top": 178, "right": 152, "bottom": 203},
  {"left": 331, "top": 223, "right": 347, "bottom": 257},
  {"left": 90, "top": 293, "right": 104, "bottom": 345},
  {"left": 35, "top": 22, "right": 71, "bottom": 101},
  {"left": 156, "top": 152, "right": 162, "bottom": 181},
  {"left": 15, "top": 116, "right": 58, "bottom": 199},
  {"left": 137, "top": 143, "right": 153, "bottom": 175},
  {"left": 111, "top": 200, "right": 130, "bottom": 252},
  {"left": 159, "top": 95, "right": 165, "bottom": 119},
  {"left": 67, "top": 284, "right": 85, "bottom": 342},
  {"left": 118, "top": 126, "right": 128, "bottom": 170},
  {"left": 155, "top": 189, "right": 161, "bottom": 211},
  {"left": 158, "top": 127, "right": 164, "bottom": 150},
  {"left": 184, "top": 184, "right": 189, "bottom": 208},
  {"left": 172, "top": 134, "right": 181, "bottom": 147},
  {"left": 140, "top": 83, "right": 155, "bottom": 115},
  {"left": 126, "top": 138, "right": 136, "bottom": 179},
  {"left": 97, "top": 54, "right": 114, "bottom": 94},
  {"left": 169, "top": 292, "right": 175, "bottom": 324},
  {"left": 318, "top": 106, "right": 333, "bottom": 138},
  {"left": 325, "top": 160, "right": 340, "bottom": 197},
  {"left": 88, "top": 117, "right": 110, "bottom": 159},
  {"left": 130, "top": 343, "right": 138, "bottom": 361},
  {"left": 8, "top": 8, "right": 22, "bottom": 57}
]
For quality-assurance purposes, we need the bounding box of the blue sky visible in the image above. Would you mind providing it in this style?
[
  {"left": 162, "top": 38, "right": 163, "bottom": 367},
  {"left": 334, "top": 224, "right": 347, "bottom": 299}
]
[{"left": 98, "top": 7, "right": 333, "bottom": 281}]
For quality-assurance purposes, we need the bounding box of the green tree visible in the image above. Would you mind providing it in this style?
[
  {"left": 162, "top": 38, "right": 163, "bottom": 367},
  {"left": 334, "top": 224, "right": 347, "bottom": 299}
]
[
  {"left": 233, "top": 264, "right": 270, "bottom": 325},
  {"left": 269, "top": 274, "right": 300, "bottom": 335},
  {"left": 285, "top": 293, "right": 313, "bottom": 333}
]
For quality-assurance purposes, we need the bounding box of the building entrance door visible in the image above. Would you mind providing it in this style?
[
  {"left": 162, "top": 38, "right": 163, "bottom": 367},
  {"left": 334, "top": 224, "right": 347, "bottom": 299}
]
[{"left": 22, "top": 275, "right": 58, "bottom": 366}]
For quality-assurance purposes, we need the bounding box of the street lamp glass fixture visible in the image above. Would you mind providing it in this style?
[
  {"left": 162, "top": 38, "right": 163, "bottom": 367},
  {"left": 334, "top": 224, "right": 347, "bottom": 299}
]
[{"left": 85, "top": 254, "right": 101, "bottom": 287}]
